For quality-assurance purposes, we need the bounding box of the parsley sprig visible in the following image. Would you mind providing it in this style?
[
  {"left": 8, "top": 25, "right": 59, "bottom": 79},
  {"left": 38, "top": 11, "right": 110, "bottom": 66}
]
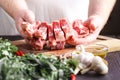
[
  {"left": 0, "top": 38, "right": 77, "bottom": 80},
  {"left": 0, "top": 38, "right": 18, "bottom": 59}
]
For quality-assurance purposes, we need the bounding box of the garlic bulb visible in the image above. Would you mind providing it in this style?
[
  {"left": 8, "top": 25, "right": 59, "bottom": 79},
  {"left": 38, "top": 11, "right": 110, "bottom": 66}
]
[
  {"left": 76, "top": 45, "right": 94, "bottom": 68},
  {"left": 78, "top": 52, "right": 94, "bottom": 68},
  {"left": 91, "top": 56, "right": 108, "bottom": 75},
  {"left": 72, "top": 45, "right": 108, "bottom": 75}
]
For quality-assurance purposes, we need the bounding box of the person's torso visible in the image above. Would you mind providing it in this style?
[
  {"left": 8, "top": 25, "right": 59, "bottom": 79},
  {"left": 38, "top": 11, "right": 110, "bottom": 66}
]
[
  {"left": 26, "top": 0, "right": 89, "bottom": 22},
  {"left": 0, "top": 0, "right": 89, "bottom": 35}
]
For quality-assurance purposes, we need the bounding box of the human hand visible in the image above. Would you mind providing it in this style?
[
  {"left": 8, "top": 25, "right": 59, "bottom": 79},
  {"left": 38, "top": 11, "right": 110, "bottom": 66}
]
[
  {"left": 79, "top": 15, "right": 104, "bottom": 44},
  {"left": 13, "top": 9, "right": 35, "bottom": 37},
  {"left": 69, "top": 15, "right": 104, "bottom": 45},
  {"left": 84, "top": 15, "right": 104, "bottom": 33}
]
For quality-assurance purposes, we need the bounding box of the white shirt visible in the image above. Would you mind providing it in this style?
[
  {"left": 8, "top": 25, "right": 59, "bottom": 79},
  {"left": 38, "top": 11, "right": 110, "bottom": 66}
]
[{"left": 0, "top": 0, "right": 89, "bottom": 35}]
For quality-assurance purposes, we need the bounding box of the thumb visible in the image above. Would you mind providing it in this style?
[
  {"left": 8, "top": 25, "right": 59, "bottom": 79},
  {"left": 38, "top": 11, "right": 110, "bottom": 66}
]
[{"left": 23, "top": 10, "right": 35, "bottom": 23}]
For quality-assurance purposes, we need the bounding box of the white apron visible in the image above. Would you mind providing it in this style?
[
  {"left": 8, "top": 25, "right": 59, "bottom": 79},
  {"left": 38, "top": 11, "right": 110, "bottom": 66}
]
[{"left": 0, "top": 0, "right": 89, "bottom": 35}]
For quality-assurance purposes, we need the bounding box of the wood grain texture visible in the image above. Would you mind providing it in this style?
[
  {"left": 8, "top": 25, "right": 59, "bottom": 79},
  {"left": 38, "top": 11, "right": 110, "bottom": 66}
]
[{"left": 11, "top": 35, "right": 120, "bottom": 56}]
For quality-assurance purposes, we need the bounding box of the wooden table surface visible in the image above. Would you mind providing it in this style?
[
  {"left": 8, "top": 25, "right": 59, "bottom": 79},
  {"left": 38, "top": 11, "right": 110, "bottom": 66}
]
[
  {"left": 77, "top": 51, "right": 120, "bottom": 80},
  {"left": 1, "top": 35, "right": 120, "bottom": 80}
]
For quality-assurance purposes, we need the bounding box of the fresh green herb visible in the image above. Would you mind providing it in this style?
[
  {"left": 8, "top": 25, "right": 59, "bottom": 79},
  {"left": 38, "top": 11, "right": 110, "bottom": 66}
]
[
  {"left": 0, "top": 53, "right": 75, "bottom": 80},
  {"left": 0, "top": 38, "right": 78, "bottom": 80},
  {"left": 0, "top": 38, "right": 18, "bottom": 59}
]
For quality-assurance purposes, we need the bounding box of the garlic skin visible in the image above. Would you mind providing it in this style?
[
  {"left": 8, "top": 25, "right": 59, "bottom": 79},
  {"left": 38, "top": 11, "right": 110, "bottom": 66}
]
[
  {"left": 78, "top": 52, "right": 94, "bottom": 67},
  {"left": 75, "top": 45, "right": 94, "bottom": 68},
  {"left": 72, "top": 45, "right": 108, "bottom": 75},
  {"left": 91, "top": 56, "right": 108, "bottom": 75}
]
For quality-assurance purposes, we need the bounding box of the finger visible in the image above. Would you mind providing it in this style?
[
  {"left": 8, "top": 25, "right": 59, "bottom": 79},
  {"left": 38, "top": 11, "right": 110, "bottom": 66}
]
[
  {"left": 74, "top": 28, "right": 101, "bottom": 45},
  {"left": 15, "top": 18, "right": 25, "bottom": 37},
  {"left": 23, "top": 10, "right": 35, "bottom": 23}
]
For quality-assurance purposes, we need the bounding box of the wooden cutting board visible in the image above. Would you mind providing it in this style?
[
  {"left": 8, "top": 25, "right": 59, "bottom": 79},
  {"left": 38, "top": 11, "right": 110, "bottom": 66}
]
[{"left": 11, "top": 35, "right": 120, "bottom": 55}]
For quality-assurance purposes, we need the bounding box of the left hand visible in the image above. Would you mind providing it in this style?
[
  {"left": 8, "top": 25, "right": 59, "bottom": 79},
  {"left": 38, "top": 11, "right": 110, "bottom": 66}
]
[{"left": 72, "top": 15, "right": 104, "bottom": 45}]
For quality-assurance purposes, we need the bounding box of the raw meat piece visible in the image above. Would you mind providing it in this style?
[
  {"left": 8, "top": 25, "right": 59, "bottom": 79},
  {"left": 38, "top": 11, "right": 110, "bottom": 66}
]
[
  {"left": 34, "top": 22, "right": 48, "bottom": 40},
  {"left": 27, "top": 38, "right": 46, "bottom": 50},
  {"left": 22, "top": 21, "right": 47, "bottom": 50},
  {"left": 53, "top": 21, "right": 65, "bottom": 41},
  {"left": 56, "top": 41, "right": 65, "bottom": 49},
  {"left": 52, "top": 21, "right": 65, "bottom": 49},
  {"left": 65, "top": 19, "right": 90, "bottom": 45},
  {"left": 59, "top": 19, "right": 78, "bottom": 45},
  {"left": 59, "top": 19, "right": 73, "bottom": 40},
  {"left": 21, "top": 19, "right": 91, "bottom": 50},
  {"left": 72, "top": 19, "right": 89, "bottom": 38},
  {"left": 21, "top": 21, "right": 40, "bottom": 39},
  {"left": 47, "top": 24, "right": 57, "bottom": 50},
  {"left": 65, "top": 29, "right": 79, "bottom": 46}
]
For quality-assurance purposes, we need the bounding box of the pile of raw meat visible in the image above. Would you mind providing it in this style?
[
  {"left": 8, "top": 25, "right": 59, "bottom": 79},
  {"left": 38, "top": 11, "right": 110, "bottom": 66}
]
[{"left": 21, "top": 19, "right": 90, "bottom": 50}]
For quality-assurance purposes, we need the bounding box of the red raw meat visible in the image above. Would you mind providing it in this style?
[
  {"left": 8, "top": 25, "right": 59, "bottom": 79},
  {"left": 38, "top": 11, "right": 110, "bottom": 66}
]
[
  {"left": 52, "top": 21, "right": 65, "bottom": 49},
  {"left": 59, "top": 19, "right": 73, "bottom": 39},
  {"left": 72, "top": 19, "right": 89, "bottom": 38},
  {"left": 34, "top": 22, "right": 48, "bottom": 40},
  {"left": 27, "top": 38, "right": 46, "bottom": 50},
  {"left": 21, "top": 21, "right": 40, "bottom": 39},
  {"left": 53, "top": 21, "right": 65, "bottom": 41},
  {"left": 22, "top": 21, "right": 47, "bottom": 50},
  {"left": 65, "top": 30, "right": 79, "bottom": 46},
  {"left": 47, "top": 24, "right": 57, "bottom": 50},
  {"left": 21, "top": 19, "right": 90, "bottom": 50},
  {"left": 60, "top": 19, "right": 79, "bottom": 45}
]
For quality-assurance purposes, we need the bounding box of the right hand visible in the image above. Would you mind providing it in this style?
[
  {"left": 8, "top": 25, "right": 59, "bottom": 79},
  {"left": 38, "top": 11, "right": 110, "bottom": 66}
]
[
  {"left": 67, "top": 15, "right": 104, "bottom": 45},
  {"left": 13, "top": 9, "right": 35, "bottom": 37}
]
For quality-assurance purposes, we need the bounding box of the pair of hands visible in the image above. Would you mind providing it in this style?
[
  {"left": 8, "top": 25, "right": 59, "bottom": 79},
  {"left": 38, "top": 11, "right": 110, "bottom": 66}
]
[{"left": 14, "top": 9, "right": 103, "bottom": 45}]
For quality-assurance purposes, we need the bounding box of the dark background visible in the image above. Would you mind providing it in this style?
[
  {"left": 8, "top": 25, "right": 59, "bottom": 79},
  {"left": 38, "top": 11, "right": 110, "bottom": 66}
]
[{"left": 100, "top": 0, "right": 120, "bottom": 35}]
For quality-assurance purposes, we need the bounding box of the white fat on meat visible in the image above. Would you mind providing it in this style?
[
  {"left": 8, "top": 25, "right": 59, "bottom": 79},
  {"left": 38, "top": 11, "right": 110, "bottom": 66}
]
[
  {"left": 34, "top": 22, "right": 48, "bottom": 40},
  {"left": 47, "top": 24, "right": 57, "bottom": 50},
  {"left": 52, "top": 21, "right": 65, "bottom": 49}
]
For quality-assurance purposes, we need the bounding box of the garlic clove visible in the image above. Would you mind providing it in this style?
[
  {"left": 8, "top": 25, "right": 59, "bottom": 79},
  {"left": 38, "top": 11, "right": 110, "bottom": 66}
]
[{"left": 91, "top": 56, "right": 108, "bottom": 75}]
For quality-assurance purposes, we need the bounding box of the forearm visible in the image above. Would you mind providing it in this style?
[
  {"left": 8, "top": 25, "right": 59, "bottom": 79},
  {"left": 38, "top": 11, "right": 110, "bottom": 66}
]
[
  {"left": 89, "top": 0, "right": 116, "bottom": 26},
  {"left": 0, "top": 0, "right": 28, "bottom": 19}
]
